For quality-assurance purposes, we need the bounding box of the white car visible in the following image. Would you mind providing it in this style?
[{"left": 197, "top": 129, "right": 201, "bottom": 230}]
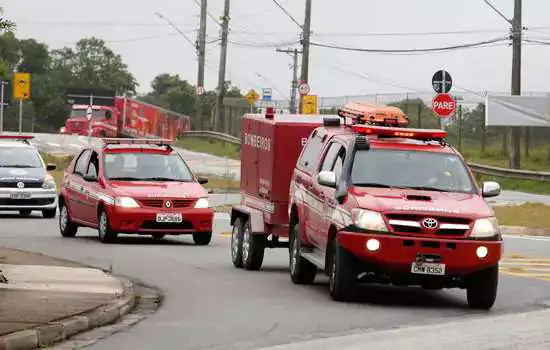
[{"left": 0, "top": 136, "right": 58, "bottom": 218}]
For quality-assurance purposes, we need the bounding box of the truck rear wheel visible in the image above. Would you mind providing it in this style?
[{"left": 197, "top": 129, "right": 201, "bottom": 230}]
[
  {"left": 466, "top": 265, "right": 499, "bottom": 310},
  {"left": 231, "top": 218, "right": 244, "bottom": 268},
  {"left": 242, "top": 219, "right": 265, "bottom": 271},
  {"left": 328, "top": 239, "right": 358, "bottom": 302},
  {"left": 289, "top": 219, "right": 317, "bottom": 284}
]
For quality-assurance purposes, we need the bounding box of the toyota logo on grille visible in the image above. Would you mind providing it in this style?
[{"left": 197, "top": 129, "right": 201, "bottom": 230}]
[
  {"left": 165, "top": 200, "right": 172, "bottom": 208},
  {"left": 16, "top": 182, "right": 24, "bottom": 189},
  {"left": 422, "top": 218, "right": 438, "bottom": 229}
]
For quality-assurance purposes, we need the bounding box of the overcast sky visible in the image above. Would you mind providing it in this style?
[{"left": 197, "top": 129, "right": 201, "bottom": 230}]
[{"left": 4, "top": 0, "right": 550, "bottom": 100}]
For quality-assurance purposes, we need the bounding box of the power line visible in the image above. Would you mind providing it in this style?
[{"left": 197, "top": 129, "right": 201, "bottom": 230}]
[
  {"left": 271, "top": 0, "right": 302, "bottom": 29},
  {"left": 229, "top": 39, "right": 300, "bottom": 48},
  {"left": 51, "top": 32, "right": 192, "bottom": 45},
  {"left": 191, "top": 0, "right": 222, "bottom": 27},
  {"left": 15, "top": 20, "right": 198, "bottom": 27},
  {"left": 311, "top": 28, "right": 509, "bottom": 37},
  {"left": 310, "top": 37, "right": 508, "bottom": 54},
  {"left": 155, "top": 12, "right": 196, "bottom": 48},
  {"left": 523, "top": 38, "right": 550, "bottom": 45}
]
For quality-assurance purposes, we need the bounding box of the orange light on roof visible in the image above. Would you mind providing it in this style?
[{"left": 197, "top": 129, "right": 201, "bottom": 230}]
[{"left": 351, "top": 124, "right": 448, "bottom": 141}]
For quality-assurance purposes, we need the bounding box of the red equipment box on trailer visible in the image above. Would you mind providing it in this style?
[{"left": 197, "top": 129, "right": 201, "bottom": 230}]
[{"left": 235, "top": 109, "right": 341, "bottom": 237}]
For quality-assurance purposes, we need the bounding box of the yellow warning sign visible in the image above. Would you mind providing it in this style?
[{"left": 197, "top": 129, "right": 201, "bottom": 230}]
[
  {"left": 245, "top": 89, "right": 260, "bottom": 105},
  {"left": 302, "top": 95, "right": 317, "bottom": 115},
  {"left": 13, "top": 72, "right": 31, "bottom": 100}
]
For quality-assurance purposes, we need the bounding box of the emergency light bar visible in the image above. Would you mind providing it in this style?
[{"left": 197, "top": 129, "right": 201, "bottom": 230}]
[
  {"left": 352, "top": 124, "right": 448, "bottom": 141},
  {"left": 102, "top": 138, "right": 173, "bottom": 147},
  {"left": 0, "top": 135, "right": 34, "bottom": 144}
]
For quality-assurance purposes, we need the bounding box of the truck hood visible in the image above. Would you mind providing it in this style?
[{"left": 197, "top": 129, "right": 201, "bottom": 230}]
[
  {"left": 108, "top": 181, "right": 208, "bottom": 199},
  {"left": 349, "top": 187, "right": 493, "bottom": 218}
]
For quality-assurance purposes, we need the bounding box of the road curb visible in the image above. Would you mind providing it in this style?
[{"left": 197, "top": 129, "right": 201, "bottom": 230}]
[
  {"left": 501, "top": 225, "right": 550, "bottom": 236},
  {"left": 0, "top": 275, "right": 137, "bottom": 350}
]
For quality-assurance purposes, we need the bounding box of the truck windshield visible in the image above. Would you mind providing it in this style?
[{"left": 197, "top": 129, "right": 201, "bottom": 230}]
[
  {"left": 103, "top": 152, "right": 194, "bottom": 182},
  {"left": 71, "top": 109, "right": 106, "bottom": 118},
  {"left": 0, "top": 147, "right": 43, "bottom": 168},
  {"left": 351, "top": 149, "right": 475, "bottom": 193}
]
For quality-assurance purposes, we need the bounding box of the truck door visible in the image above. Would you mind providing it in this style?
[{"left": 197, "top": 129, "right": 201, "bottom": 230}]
[
  {"left": 311, "top": 141, "right": 344, "bottom": 249},
  {"left": 81, "top": 150, "right": 101, "bottom": 224}
]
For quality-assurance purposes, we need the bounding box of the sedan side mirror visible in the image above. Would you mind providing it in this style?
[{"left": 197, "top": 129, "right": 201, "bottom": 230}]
[
  {"left": 482, "top": 181, "right": 501, "bottom": 198},
  {"left": 46, "top": 163, "right": 57, "bottom": 171},
  {"left": 317, "top": 170, "right": 337, "bottom": 188},
  {"left": 197, "top": 176, "right": 209, "bottom": 185}
]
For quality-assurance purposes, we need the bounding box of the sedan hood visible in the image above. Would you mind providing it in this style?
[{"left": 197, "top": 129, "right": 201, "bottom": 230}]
[{"left": 108, "top": 181, "right": 208, "bottom": 198}]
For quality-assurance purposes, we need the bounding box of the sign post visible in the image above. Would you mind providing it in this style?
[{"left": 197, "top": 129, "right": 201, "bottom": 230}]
[
  {"left": 13, "top": 72, "right": 31, "bottom": 134},
  {"left": 86, "top": 103, "right": 93, "bottom": 143},
  {"left": 0, "top": 81, "right": 7, "bottom": 134}
]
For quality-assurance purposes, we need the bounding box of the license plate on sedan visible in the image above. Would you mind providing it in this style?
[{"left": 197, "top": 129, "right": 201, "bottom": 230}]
[
  {"left": 10, "top": 192, "right": 31, "bottom": 199},
  {"left": 156, "top": 213, "right": 182, "bottom": 223},
  {"left": 411, "top": 262, "right": 445, "bottom": 276}
]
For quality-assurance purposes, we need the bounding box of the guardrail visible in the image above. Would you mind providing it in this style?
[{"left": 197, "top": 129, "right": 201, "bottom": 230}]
[{"left": 181, "top": 131, "right": 550, "bottom": 182}]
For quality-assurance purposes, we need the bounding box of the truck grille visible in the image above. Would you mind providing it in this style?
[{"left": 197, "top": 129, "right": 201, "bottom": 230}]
[
  {"left": 0, "top": 182, "right": 43, "bottom": 188},
  {"left": 385, "top": 213, "right": 471, "bottom": 236},
  {"left": 140, "top": 220, "right": 194, "bottom": 230},
  {"left": 138, "top": 199, "right": 196, "bottom": 208}
]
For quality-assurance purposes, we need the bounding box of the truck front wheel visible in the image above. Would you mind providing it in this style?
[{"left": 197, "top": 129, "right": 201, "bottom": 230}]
[
  {"left": 289, "top": 219, "right": 317, "bottom": 284},
  {"left": 328, "top": 239, "right": 358, "bottom": 302},
  {"left": 231, "top": 218, "right": 244, "bottom": 268},
  {"left": 466, "top": 265, "right": 499, "bottom": 310},
  {"left": 242, "top": 219, "right": 265, "bottom": 271}
]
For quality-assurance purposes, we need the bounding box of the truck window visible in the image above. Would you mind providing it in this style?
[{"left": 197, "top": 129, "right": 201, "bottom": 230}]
[
  {"left": 298, "top": 134, "right": 323, "bottom": 172},
  {"left": 333, "top": 150, "right": 345, "bottom": 181},
  {"left": 319, "top": 142, "right": 341, "bottom": 172},
  {"left": 350, "top": 149, "right": 475, "bottom": 193}
]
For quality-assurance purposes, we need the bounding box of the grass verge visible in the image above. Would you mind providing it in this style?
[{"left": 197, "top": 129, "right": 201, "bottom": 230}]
[
  {"left": 175, "top": 137, "right": 240, "bottom": 160},
  {"left": 44, "top": 153, "right": 240, "bottom": 191},
  {"left": 493, "top": 203, "right": 550, "bottom": 228}
]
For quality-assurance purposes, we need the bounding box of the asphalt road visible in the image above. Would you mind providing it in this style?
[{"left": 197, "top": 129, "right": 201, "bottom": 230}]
[{"left": 0, "top": 209, "right": 549, "bottom": 349}]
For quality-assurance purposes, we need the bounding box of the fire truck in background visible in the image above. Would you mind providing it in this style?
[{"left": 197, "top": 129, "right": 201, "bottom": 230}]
[{"left": 61, "top": 95, "right": 191, "bottom": 139}]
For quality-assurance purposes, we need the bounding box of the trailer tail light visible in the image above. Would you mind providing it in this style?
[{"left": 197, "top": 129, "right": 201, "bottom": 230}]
[
  {"left": 351, "top": 124, "right": 447, "bottom": 141},
  {"left": 265, "top": 107, "right": 275, "bottom": 119}
]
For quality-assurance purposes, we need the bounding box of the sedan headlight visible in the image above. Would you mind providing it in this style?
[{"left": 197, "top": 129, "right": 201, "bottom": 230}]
[
  {"left": 42, "top": 174, "right": 57, "bottom": 190},
  {"left": 471, "top": 217, "right": 500, "bottom": 238},
  {"left": 194, "top": 198, "right": 209, "bottom": 208},
  {"left": 351, "top": 209, "right": 388, "bottom": 232},
  {"left": 114, "top": 197, "right": 140, "bottom": 208}
]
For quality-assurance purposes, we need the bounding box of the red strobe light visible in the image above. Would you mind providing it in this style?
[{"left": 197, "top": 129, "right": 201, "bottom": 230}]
[{"left": 352, "top": 124, "right": 448, "bottom": 141}]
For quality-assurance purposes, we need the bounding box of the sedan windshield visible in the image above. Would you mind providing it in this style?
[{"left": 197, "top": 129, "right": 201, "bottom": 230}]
[
  {"left": 351, "top": 149, "right": 475, "bottom": 193},
  {"left": 103, "top": 152, "right": 194, "bottom": 181},
  {"left": 0, "top": 147, "right": 43, "bottom": 168}
]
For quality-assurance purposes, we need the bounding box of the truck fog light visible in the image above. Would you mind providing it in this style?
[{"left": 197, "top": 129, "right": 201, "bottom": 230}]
[
  {"left": 476, "top": 246, "right": 488, "bottom": 258},
  {"left": 366, "top": 239, "right": 380, "bottom": 252}
]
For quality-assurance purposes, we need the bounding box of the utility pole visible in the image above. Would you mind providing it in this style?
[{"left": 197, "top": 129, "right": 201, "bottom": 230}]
[
  {"left": 299, "top": 0, "right": 312, "bottom": 113},
  {"left": 195, "top": 0, "right": 207, "bottom": 130},
  {"left": 276, "top": 48, "right": 302, "bottom": 114},
  {"left": 215, "top": 0, "right": 230, "bottom": 133},
  {"left": 509, "top": 0, "right": 522, "bottom": 169}
]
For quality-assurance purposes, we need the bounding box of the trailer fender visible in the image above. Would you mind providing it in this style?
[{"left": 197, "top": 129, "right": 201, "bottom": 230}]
[{"left": 231, "top": 205, "right": 265, "bottom": 234}]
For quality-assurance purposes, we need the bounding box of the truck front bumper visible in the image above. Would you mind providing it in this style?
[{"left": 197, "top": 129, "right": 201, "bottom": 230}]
[
  {"left": 337, "top": 231, "right": 502, "bottom": 276},
  {"left": 0, "top": 189, "right": 58, "bottom": 210}
]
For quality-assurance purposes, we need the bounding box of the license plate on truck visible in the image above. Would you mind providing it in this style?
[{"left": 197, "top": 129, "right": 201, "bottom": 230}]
[
  {"left": 156, "top": 213, "right": 182, "bottom": 223},
  {"left": 411, "top": 262, "right": 445, "bottom": 276}
]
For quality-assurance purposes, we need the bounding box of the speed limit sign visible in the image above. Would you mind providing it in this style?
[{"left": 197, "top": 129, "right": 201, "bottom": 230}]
[{"left": 298, "top": 83, "right": 310, "bottom": 95}]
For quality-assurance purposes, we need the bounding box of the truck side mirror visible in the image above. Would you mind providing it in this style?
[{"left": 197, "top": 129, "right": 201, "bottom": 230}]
[
  {"left": 482, "top": 181, "right": 500, "bottom": 198},
  {"left": 197, "top": 176, "right": 208, "bottom": 185},
  {"left": 317, "top": 170, "right": 336, "bottom": 188}
]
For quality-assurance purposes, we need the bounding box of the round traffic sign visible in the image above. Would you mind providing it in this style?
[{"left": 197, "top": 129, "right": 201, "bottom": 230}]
[
  {"left": 298, "top": 83, "right": 310, "bottom": 95},
  {"left": 432, "top": 70, "right": 452, "bottom": 94},
  {"left": 196, "top": 86, "right": 205, "bottom": 96},
  {"left": 432, "top": 93, "right": 456, "bottom": 118}
]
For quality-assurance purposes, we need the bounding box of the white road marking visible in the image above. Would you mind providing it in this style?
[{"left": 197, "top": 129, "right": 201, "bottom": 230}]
[
  {"left": 68, "top": 143, "right": 82, "bottom": 149},
  {"left": 46, "top": 142, "right": 61, "bottom": 147},
  {"left": 504, "top": 234, "right": 550, "bottom": 242}
]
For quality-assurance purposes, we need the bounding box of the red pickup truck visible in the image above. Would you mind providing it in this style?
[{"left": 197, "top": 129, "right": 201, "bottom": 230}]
[{"left": 229, "top": 107, "right": 503, "bottom": 310}]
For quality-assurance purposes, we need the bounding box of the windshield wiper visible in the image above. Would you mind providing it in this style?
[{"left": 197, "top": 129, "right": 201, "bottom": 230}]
[
  {"left": 404, "top": 186, "right": 450, "bottom": 192},
  {"left": 108, "top": 177, "right": 142, "bottom": 181},
  {"left": 353, "top": 183, "right": 404, "bottom": 189},
  {"left": 141, "top": 177, "right": 185, "bottom": 182},
  {"left": 0, "top": 164, "right": 38, "bottom": 168}
]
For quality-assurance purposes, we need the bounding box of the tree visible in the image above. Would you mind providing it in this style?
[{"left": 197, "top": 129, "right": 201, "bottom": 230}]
[
  {"left": 51, "top": 37, "right": 138, "bottom": 95},
  {"left": 0, "top": 7, "right": 15, "bottom": 33}
]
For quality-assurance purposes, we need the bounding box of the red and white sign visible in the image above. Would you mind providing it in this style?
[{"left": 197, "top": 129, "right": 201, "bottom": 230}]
[
  {"left": 196, "top": 86, "right": 205, "bottom": 96},
  {"left": 431, "top": 93, "right": 456, "bottom": 117},
  {"left": 298, "top": 83, "right": 310, "bottom": 95},
  {"left": 86, "top": 106, "right": 93, "bottom": 121}
]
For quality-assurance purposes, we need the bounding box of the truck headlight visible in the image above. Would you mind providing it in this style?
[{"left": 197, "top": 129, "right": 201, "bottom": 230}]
[
  {"left": 114, "top": 197, "right": 139, "bottom": 208},
  {"left": 470, "top": 217, "right": 500, "bottom": 238},
  {"left": 351, "top": 209, "right": 388, "bottom": 232},
  {"left": 42, "top": 174, "right": 57, "bottom": 190},
  {"left": 194, "top": 198, "right": 209, "bottom": 208}
]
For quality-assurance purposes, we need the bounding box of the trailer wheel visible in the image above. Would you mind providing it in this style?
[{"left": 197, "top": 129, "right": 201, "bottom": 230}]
[
  {"left": 328, "top": 239, "right": 358, "bottom": 302},
  {"left": 242, "top": 219, "right": 265, "bottom": 271},
  {"left": 231, "top": 217, "right": 244, "bottom": 268},
  {"left": 466, "top": 264, "right": 499, "bottom": 310},
  {"left": 289, "top": 218, "right": 317, "bottom": 284}
]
